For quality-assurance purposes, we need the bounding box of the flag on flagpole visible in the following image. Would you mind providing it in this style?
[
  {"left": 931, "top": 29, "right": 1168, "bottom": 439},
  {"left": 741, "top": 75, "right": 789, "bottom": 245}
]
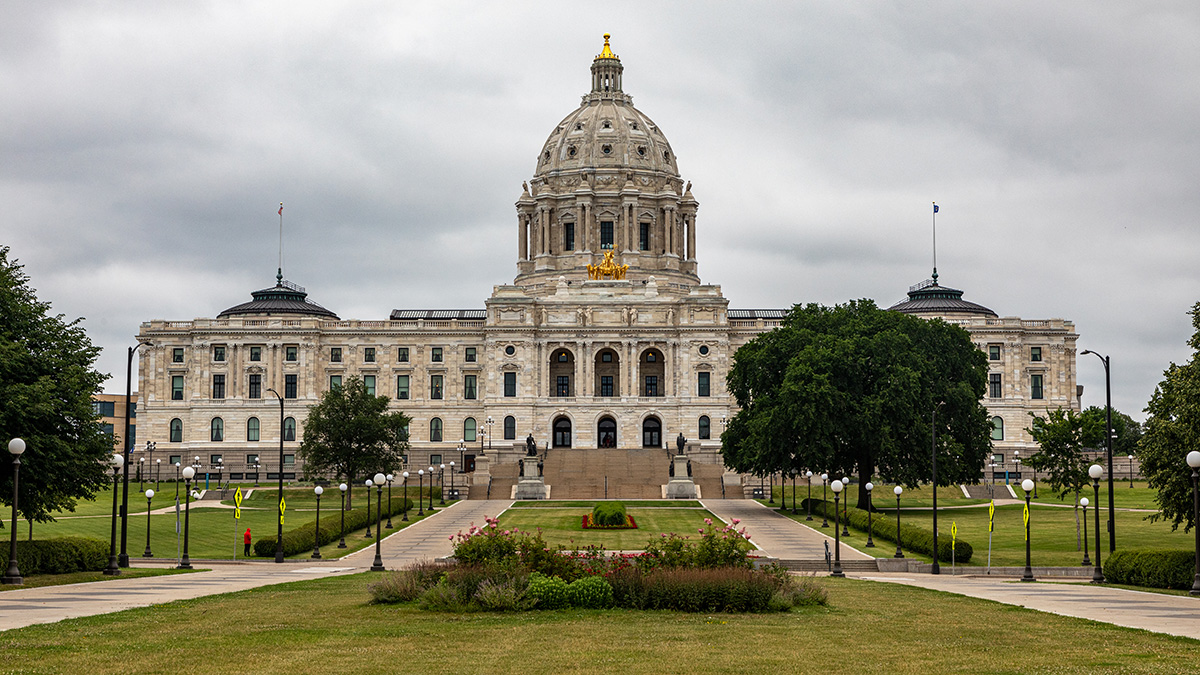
[
  {"left": 278, "top": 204, "right": 283, "bottom": 215},
  {"left": 933, "top": 203, "right": 939, "bottom": 213}
]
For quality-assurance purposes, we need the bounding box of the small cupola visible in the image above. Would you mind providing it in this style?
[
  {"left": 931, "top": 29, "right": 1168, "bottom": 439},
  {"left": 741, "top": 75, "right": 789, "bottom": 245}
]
[{"left": 591, "top": 34, "right": 623, "bottom": 94}]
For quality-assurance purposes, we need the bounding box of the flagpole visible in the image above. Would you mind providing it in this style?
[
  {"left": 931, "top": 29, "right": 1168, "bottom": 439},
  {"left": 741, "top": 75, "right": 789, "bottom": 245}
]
[
  {"left": 932, "top": 201, "right": 938, "bottom": 283},
  {"left": 277, "top": 202, "right": 284, "bottom": 284}
]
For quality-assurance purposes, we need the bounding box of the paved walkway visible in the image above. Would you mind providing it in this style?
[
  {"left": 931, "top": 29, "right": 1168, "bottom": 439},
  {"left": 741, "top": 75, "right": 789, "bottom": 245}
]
[{"left": 701, "top": 499, "right": 871, "bottom": 560}]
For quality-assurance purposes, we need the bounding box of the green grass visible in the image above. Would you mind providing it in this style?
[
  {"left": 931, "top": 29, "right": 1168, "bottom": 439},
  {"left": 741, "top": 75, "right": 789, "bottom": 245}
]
[
  {"left": 495, "top": 508, "right": 715, "bottom": 550},
  {"left": 0, "top": 567, "right": 201, "bottom": 592},
  {"left": 1030, "top": 482, "right": 1160, "bottom": 510},
  {"left": 771, "top": 483, "right": 988, "bottom": 508},
  {"left": 1, "top": 573, "right": 1196, "bottom": 674},
  {"left": 512, "top": 500, "right": 702, "bottom": 508},
  {"left": 233, "top": 485, "right": 444, "bottom": 510}
]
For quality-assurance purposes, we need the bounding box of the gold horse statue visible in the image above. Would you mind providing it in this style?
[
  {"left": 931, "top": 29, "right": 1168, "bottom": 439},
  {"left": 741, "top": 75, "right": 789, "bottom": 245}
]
[{"left": 587, "top": 250, "right": 628, "bottom": 280}]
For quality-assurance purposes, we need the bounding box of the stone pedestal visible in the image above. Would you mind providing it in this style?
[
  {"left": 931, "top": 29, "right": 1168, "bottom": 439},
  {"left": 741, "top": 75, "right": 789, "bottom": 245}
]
[
  {"left": 473, "top": 454, "right": 490, "bottom": 480},
  {"left": 514, "top": 456, "right": 547, "bottom": 500},
  {"left": 665, "top": 455, "right": 697, "bottom": 499}
]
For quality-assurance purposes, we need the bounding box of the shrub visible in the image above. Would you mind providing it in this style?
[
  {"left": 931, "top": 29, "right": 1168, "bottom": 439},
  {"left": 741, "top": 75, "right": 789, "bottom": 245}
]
[
  {"left": 527, "top": 572, "right": 570, "bottom": 609},
  {"left": 450, "top": 517, "right": 521, "bottom": 565},
  {"left": 418, "top": 579, "right": 470, "bottom": 612},
  {"left": 639, "top": 519, "right": 754, "bottom": 571},
  {"left": 641, "top": 567, "right": 776, "bottom": 612},
  {"left": 567, "top": 575, "right": 614, "bottom": 609},
  {"left": 591, "top": 502, "right": 627, "bottom": 527},
  {"left": 802, "top": 499, "right": 972, "bottom": 563},
  {"left": 0, "top": 537, "right": 107, "bottom": 575},
  {"left": 253, "top": 497, "right": 413, "bottom": 558},
  {"left": 367, "top": 559, "right": 452, "bottom": 604},
  {"left": 1104, "top": 549, "right": 1195, "bottom": 590},
  {"left": 475, "top": 577, "right": 535, "bottom": 611}
]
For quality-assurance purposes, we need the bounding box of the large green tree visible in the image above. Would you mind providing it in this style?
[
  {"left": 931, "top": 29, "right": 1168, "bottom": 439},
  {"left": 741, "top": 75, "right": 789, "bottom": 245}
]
[
  {"left": 0, "top": 247, "right": 112, "bottom": 526},
  {"left": 1081, "top": 405, "right": 1142, "bottom": 461},
  {"left": 298, "top": 376, "right": 410, "bottom": 509},
  {"left": 1139, "top": 301, "right": 1200, "bottom": 532},
  {"left": 723, "top": 300, "right": 991, "bottom": 508},
  {"left": 1025, "top": 408, "right": 1102, "bottom": 549}
]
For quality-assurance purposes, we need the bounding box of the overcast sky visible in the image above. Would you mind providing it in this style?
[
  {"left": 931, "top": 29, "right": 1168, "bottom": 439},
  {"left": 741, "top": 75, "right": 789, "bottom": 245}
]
[{"left": 3, "top": 2, "right": 1198, "bottom": 421}]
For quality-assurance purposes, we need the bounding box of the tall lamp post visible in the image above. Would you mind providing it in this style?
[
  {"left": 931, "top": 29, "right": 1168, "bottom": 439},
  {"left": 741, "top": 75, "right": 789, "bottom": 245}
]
[
  {"left": 931, "top": 403, "right": 942, "bottom": 575},
  {"left": 177, "top": 466, "right": 195, "bottom": 569},
  {"left": 104, "top": 454, "right": 124, "bottom": 575},
  {"left": 143, "top": 489, "right": 155, "bottom": 558},
  {"left": 428, "top": 466, "right": 436, "bottom": 511},
  {"left": 485, "top": 417, "right": 494, "bottom": 451},
  {"left": 457, "top": 439, "right": 466, "bottom": 473},
  {"left": 401, "top": 471, "right": 410, "bottom": 521},
  {"left": 1187, "top": 451, "right": 1200, "bottom": 596},
  {"left": 266, "top": 388, "right": 286, "bottom": 563},
  {"left": 364, "top": 479, "right": 374, "bottom": 538},
  {"left": 118, "top": 339, "right": 152, "bottom": 568},
  {"left": 155, "top": 458, "right": 161, "bottom": 489},
  {"left": 1021, "top": 478, "right": 1035, "bottom": 582},
  {"left": 1128, "top": 455, "right": 1135, "bottom": 488},
  {"left": 805, "top": 471, "right": 813, "bottom": 521},
  {"left": 439, "top": 464, "right": 446, "bottom": 505},
  {"left": 371, "top": 473, "right": 386, "bottom": 571},
  {"left": 893, "top": 486, "right": 904, "bottom": 558},
  {"left": 1088, "top": 464, "right": 1105, "bottom": 583},
  {"left": 1079, "top": 497, "right": 1091, "bottom": 566},
  {"left": 448, "top": 461, "right": 456, "bottom": 500},
  {"left": 3, "top": 438, "right": 27, "bottom": 585},
  {"left": 864, "top": 482, "right": 875, "bottom": 547},
  {"left": 337, "top": 483, "right": 348, "bottom": 548},
  {"left": 830, "top": 480, "right": 845, "bottom": 577},
  {"left": 311, "top": 485, "right": 323, "bottom": 559},
  {"left": 820, "top": 474, "right": 829, "bottom": 527},
  {"left": 1080, "top": 349, "right": 1116, "bottom": 553},
  {"left": 417, "top": 470, "right": 425, "bottom": 516},
  {"left": 841, "top": 475, "right": 851, "bottom": 536},
  {"left": 385, "top": 474, "right": 394, "bottom": 529}
]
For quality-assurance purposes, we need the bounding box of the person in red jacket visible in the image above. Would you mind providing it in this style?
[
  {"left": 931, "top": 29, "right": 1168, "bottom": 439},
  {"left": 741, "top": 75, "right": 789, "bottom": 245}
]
[{"left": 243, "top": 527, "right": 252, "bottom": 557}]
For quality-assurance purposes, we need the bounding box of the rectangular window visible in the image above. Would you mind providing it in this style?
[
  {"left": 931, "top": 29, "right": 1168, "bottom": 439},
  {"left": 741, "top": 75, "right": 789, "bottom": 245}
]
[
  {"left": 1031, "top": 374, "right": 1044, "bottom": 400},
  {"left": 600, "top": 376, "right": 613, "bottom": 397},
  {"left": 639, "top": 222, "right": 649, "bottom": 250},
  {"left": 172, "top": 348, "right": 184, "bottom": 363},
  {"left": 363, "top": 375, "right": 375, "bottom": 396},
  {"left": 130, "top": 402, "right": 137, "bottom": 418},
  {"left": 1030, "top": 347, "right": 1042, "bottom": 362},
  {"left": 431, "top": 347, "right": 443, "bottom": 362},
  {"left": 504, "top": 372, "right": 516, "bottom": 397},
  {"left": 210, "top": 454, "right": 222, "bottom": 465},
  {"left": 600, "top": 220, "right": 614, "bottom": 249},
  {"left": 645, "top": 376, "right": 658, "bottom": 397},
  {"left": 247, "top": 454, "right": 259, "bottom": 464},
  {"left": 284, "top": 374, "right": 297, "bottom": 399},
  {"left": 249, "top": 346, "right": 261, "bottom": 362},
  {"left": 285, "top": 346, "right": 298, "bottom": 362},
  {"left": 465, "top": 347, "right": 477, "bottom": 362},
  {"left": 697, "top": 372, "right": 711, "bottom": 397},
  {"left": 396, "top": 375, "right": 410, "bottom": 400},
  {"left": 283, "top": 454, "right": 295, "bottom": 465},
  {"left": 248, "top": 374, "right": 261, "bottom": 399},
  {"left": 101, "top": 423, "right": 114, "bottom": 436},
  {"left": 100, "top": 400, "right": 116, "bottom": 417},
  {"left": 398, "top": 347, "right": 409, "bottom": 362},
  {"left": 464, "top": 375, "right": 477, "bottom": 400},
  {"left": 430, "top": 454, "right": 443, "bottom": 466},
  {"left": 601, "top": 352, "right": 612, "bottom": 363},
  {"left": 169, "top": 455, "right": 181, "bottom": 466},
  {"left": 564, "top": 222, "right": 575, "bottom": 251},
  {"left": 212, "top": 374, "right": 225, "bottom": 399},
  {"left": 430, "top": 375, "right": 443, "bottom": 399},
  {"left": 172, "top": 376, "right": 184, "bottom": 401},
  {"left": 329, "top": 375, "right": 342, "bottom": 389},
  {"left": 989, "top": 373, "right": 1002, "bottom": 399},
  {"left": 988, "top": 345, "right": 1000, "bottom": 361},
  {"left": 557, "top": 375, "right": 570, "bottom": 397},
  {"left": 213, "top": 345, "right": 226, "bottom": 362},
  {"left": 330, "top": 347, "right": 342, "bottom": 363},
  {"left": 364, "top": 347, "right": 376, "bottom": 363}
]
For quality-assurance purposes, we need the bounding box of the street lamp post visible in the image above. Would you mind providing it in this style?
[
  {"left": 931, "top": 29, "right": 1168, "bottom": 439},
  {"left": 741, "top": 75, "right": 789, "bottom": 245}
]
[
  {"left": 311, "top": 486, "right": 323, "bottom": 559},
  {"left": 830, "top": 480, "right": 845, "bottom": 578},
  {"left": 486, "top": 416, "right": 494, "bottom": 451},
  {"left": 1080, "top": 349, "right": 1116, "bottom": 553},
  {"left": 1021, "top": 478, "right": 1035, "bottom": 582},
  {"left": 139, "top": 457, "right": 145, "bottom": 491},
  {"left": 893, "top": 486, "right": 904, "bottom": 558},
  {"left": 104, "top": 454, "right": 124, "bottom": 575},
  {"left": 143, "top": 489, "right": 155, "bottom": 558},
  {"left": 364, "top": 479, "right": 374, "bottom": 539},
  {"left": 1089, "top": 464, "right": 1105, "bottom": 583},
  {"left": 449, "top": 461, "right": 456, "bottom": 500},
  {"left": 417, "top": 470, "right": 425, "bottom": 516},
  {"left": 439, "top": 464, "right": 446, "bottom": 505},
  {"left": 428, "top": 466, "right": 436, "bottom": 511},
  {"left": 820, "top": 474, "right": 829, "bottom": 528},
  {"left": 401, "top": 471, "right": 410, "bottom": 521},
  {"left": 119, "top": 339, "right": 152, "bottom": 568},
  {"left": 337, "top": 483, "right": 348, "bottom": 548},
  {"left": 177, "top": 466, "right": 195, "bottom": 570},
  {"left": 1128, "top": 455, "right": 1135, "bottom": 488},
  {"left": 932, "top": 403, "right": 942, "bottom": 576},
  {"left": 805, "top": 471, "right": 813, "bottom": 521},
  {"left": 155, "top": 458, "right": 161, "bottom": 489},
  {"left": 1187, "top": 451, "right": 1200, "bottom": 596},
  {"left": 266, "top": 388, "right": 286, "bottom": 563},
  {"left": 146, "top": 441, "right": 156, "bottom": 484},
  {"left": 1080, "top": 497, "right": 1091, "bottom": 566},
  {"left": 3, "top": 438, "right": 27, "bottom": 585},
  {"left": 371, "top": 473, "right": 386, "bottom": 571},
  {"left": 790, "top": 470, "right": 797, "bottom": 515},
  {"left": 865, "top": 482, "right": 875, "bottom": 547},
  {"left": 841, "top": 476, "right": 850, "bottom": 536},
  {"left": 385, "top": 474, "right": 394, "bottom": 529}
]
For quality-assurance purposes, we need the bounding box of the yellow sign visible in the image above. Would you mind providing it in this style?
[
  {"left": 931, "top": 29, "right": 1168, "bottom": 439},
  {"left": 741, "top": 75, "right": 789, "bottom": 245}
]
[
  {"left": 234, "top": 487, "right": 243, "bottom": 520},
  {"left": 951, "top": 521, "right": 957, "bottom": 548},
  {"left": 988, "top": 500, "right": 995, "bottom": 532},
  {"left": 1023, "top": 503, "right": 1030, "bottom": 541},
  {"left": 279, "top": 497, "right": 286, "bottom": 525}
]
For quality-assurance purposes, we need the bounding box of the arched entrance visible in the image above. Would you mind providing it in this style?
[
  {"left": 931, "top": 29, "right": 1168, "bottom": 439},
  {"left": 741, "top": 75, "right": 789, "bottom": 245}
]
[
  {"left": 642, "top": 417, "right": 661, "bottom": 448},
  {"left": 550, "top": 348, "right": 575, "bottom": 397},
  {"left": 597, "top": 416, "right": 617, "bottom": 448},
  {"left": 553, "top": 416, "right": 572, "bottom": 448},
  {"left": 594, "top": 348, "right": 620, "bottom": 397}
]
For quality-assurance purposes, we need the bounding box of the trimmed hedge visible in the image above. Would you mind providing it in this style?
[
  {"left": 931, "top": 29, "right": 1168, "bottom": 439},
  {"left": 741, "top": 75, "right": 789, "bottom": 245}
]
[
  {"left": 253, "top": 497, "right": 414, "bottom": 558},
  {"left": 802, "top": 499, "right": 972, "bottom": 563},
  {"left": 592, "top": 502, "right": 627, "bottom": 527},
  {"left": 0, "top": 537, "right": 108, "bottom": 575},
  {"left": 1104, "top": 549, "right": 1196, "bottom": 590}
]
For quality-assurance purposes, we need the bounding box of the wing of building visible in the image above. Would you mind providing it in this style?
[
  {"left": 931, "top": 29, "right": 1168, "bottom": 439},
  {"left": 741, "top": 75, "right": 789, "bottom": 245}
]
[{"left": 137, "top": 36, "right": 1077, "bottom": 496}]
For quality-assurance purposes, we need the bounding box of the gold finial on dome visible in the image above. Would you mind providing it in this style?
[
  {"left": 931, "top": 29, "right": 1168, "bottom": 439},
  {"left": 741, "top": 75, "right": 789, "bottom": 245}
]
[{"left": 597, "top": 33, "right": 617, "bottom": 60}]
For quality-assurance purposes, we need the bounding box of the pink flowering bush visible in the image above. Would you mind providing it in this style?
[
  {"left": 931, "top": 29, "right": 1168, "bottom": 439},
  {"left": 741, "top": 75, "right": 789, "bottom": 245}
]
[{"left": 640, "top": 521, "right": 754, "bottom": 571}]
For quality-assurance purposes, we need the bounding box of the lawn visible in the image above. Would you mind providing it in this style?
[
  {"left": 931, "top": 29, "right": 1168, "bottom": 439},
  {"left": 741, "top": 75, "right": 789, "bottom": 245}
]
[
  {"left": 771, "top": 483, "right": 989, "bottom": 508},
  {"left": 1, "top": 573, "right": 1196, "bottom": 674},
  {"left": 496, "top": 507, "right": 715, "bottom": 550}
]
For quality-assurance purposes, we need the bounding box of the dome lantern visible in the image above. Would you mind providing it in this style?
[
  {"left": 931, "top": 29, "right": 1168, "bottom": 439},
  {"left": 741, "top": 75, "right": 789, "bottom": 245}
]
[{"left": 591, "top": 34, "right": 623, "bottom": 94}]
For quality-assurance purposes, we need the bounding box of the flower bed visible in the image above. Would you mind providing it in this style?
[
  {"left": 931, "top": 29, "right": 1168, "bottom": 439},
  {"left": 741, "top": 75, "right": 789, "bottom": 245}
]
[{"left": 581, "top": 514, "right": 638, "bottom": 529}]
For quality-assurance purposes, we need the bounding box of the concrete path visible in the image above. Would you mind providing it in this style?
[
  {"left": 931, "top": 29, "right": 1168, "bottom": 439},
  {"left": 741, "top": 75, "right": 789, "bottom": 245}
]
[
  {"left": 856, "top": 572, "right": 1200, "bottom": 641},
  {"left": 701, "top": 499, "right": 871, "bottom": 560},
  {"left": 343, "top": 499, "right": 513, "bottom": 568}
]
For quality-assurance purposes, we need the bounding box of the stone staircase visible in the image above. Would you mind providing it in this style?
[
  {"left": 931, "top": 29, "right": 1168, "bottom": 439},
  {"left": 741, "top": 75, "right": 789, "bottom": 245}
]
[{"left": 467, "top": 461, "right": 518, "bottom": 500}]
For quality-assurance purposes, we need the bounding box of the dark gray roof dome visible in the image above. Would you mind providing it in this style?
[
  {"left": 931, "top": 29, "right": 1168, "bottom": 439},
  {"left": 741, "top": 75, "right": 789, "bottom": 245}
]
[
  {"left": 218, "top": 275, "right": 339, "bottom": 319},
  {"left": 888, "top": 275, "right": 996, "bottom": 318}
]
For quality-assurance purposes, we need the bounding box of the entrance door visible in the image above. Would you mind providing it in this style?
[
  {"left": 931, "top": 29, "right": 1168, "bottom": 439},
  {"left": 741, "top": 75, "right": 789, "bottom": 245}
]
[
  {"left": 464, "top": 454, "right": 476, "bottom": 473},
  {"left": 597, "top": 417, "right": 617, "bottom": 448},
  {"left": 642, "top": 417, "right": 661, "bottom": 448},
  {"left": 553, "top": 417, "right": 572, "bottom": 448}
]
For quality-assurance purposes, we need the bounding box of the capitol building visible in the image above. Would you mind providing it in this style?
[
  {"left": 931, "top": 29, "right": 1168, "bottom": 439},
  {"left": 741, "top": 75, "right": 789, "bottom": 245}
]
[{"left": 135, "top": 36, "right": 1079, "bottom": 497}]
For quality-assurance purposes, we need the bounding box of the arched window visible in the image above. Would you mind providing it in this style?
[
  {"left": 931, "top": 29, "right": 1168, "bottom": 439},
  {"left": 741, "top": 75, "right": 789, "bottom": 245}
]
[
  {"left": 991, "top": 416, "right": 1004, "bottom": 441},
  {"left": 642, "top": 417, "right": 661, "bottom": 448},
  {"left": 430, "top": 418, "right": 443, "bottom": 442},
  {"left": 169, "top": 418, "right": 183, "bottom": 443},
  {"left": 598, "top": 417, "right": 617, "bottom": 448},
  {"left": 284, "top": 417, "right": 296, "bottom": 442},
  {"left": 503, "top": 415, "right": 516, "bottom": 440},
  {"left": 699, "top": 415, "right": 711, "bottom": 440},
  {"left": 553, "top": 416, "right": 572, "bottom": 448},
  {"left": 247, "top": 417, "right": 260, "bottom": 442},
  {"left": 210, "top": 418, "right": 224, "bottom": 442},
  {"left": 464, "top": 417, "right": 477, "bottom": 442}
]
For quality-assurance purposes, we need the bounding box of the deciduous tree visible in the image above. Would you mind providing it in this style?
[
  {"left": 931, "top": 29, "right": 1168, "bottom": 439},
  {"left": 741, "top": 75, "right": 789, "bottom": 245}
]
[{"left": 1025, "top": 408, "right": 1102, "bottom": 549}]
